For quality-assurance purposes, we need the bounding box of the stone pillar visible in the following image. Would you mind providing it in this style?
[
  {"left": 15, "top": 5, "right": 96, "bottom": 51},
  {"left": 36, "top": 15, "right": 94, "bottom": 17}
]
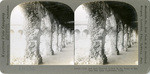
[
  {"left": 89, "top": 21, "right": 108, "bottom": 64},
  {"left": 131, "top": 30, "right": 137, "bottom": 45},
  {"left": 50, "top": 21, "right": 54, "bottom": 55},
  {"left": 52, "top": 21, "right": 58, "bottom": 52},
  {"left": 64, "top": 28, "right": 67, "bottom": 47},
  {"left": 40, "top": 11, "right": 54, "bottom": 56},
  {"left": 75, "top": 29, "right": 80, "bottom": 40},
  {"left": 68, "top": 29, "right": 71, "bottom": 43},
  {"left": 105, "top": 14, "right": 119, "bottom": 55},
  {"left": 22, "top": 2, "right": 44, "bottom": 64},
  {"left": 83, "top": 2, "right": 111, "bottom": 64},
  {"left": 117, "top": 21, "right": 124, "bottom": 52},
  {"left": 123, "top": 24, "right": 128, "bottom": 51},
  {"left": 58, "top": 24, "right": 62, "bottom": 51},
  {"left": 61, "top": 26, "right": 66, "bottom": 48},
  {"left": 56, "top": 24, "right": 59, "bottom": 51},
  {"left": 70, "top": 30, "right": 74, "bottom": 43},
  {"left": 127, "top": 27, "right": 132, "bottom": 48},
  {"left": 65, "top": 29, "right": 70, "bottom": 45}
]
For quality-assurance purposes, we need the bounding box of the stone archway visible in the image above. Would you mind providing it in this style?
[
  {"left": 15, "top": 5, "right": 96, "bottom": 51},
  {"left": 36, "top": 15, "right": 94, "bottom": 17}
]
[
  {"left": 83, "top": 29, "right": 89, "bottom": 37},
  {"left": 75, "top": 29, "right": 80, "bottom": 39},
  {"left": 75, "top": 1, "right": 138, "bottom": 65},
  {"left": 75, "top": 29, "right": 80, "bottom": 34},
  {"left": 10, "top": 1, "right": 74, "bottom": 65},
  {"left": 10, "top": 29, "right": 14, "bottom": 33},
  {"left": 18, "top": 30, "right": 23, "bottom": 35}
]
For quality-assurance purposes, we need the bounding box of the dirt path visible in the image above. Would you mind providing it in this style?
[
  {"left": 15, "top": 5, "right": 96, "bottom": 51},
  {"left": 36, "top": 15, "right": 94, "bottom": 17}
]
[{"left": 41, "top": 43, "right": 74, "bottom": 65}]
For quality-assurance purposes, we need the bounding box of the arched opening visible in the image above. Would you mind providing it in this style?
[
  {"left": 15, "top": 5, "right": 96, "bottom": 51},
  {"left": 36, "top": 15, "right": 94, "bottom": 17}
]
[
  {"left": 18, "top": 30, "right": 23, "bottom": 35},
  {"left": 75, "top": 29, "right": 80, "bottom": 34},
  {"left": 10, "top": 29, "right": 14, "bottom": 33},
  {"left": 10, "top": 1, "right": 74, "bottom": 65},
  {"left": 83, "top": 29, "right": 89, "bottom": 37},
  {"left": 75, "top": 1, "right": 138, "bottom": 65}
]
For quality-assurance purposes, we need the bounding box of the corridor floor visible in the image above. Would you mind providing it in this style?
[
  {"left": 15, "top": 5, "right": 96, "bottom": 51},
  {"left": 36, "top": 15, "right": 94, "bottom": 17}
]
[
  {"left": 107, "top": 43, "right": 138, "bottom": 65},
  {"left": 41, "top": 43, "right": 74, "bottom": 65}
]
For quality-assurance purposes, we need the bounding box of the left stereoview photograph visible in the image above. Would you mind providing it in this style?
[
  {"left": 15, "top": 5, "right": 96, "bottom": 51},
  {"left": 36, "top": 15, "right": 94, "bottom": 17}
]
[{"left": 10, "top": 1, "right": 74, "bottom": 65}]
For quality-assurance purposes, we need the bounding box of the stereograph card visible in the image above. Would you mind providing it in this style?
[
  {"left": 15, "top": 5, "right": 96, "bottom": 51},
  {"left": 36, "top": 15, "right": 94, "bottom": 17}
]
[{"left": 0, "top": 0, "right": 150, "bottom": 74}]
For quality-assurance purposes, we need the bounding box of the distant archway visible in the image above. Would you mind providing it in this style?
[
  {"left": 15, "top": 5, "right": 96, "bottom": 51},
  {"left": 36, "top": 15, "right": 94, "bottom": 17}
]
[
  {"left": 75, "top": 29, "right": 80, "bottom": 34},
  {"left": 18, "top": 30, "right": 23, "bottom": 35},
  {"left": 83, "top": 29, "right": 89, "bottom": 36},
  {"left": 10, "top": 29, "right": 14, "bottom": 33}
]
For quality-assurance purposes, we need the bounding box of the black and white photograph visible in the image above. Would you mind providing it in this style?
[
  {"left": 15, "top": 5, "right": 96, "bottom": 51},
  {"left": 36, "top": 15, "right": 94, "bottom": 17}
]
[
  {"left": 10, "top": 1, "right": 74, "bottom": 65},
  {"left": 75, "top": 1, "right": 138, "bottom": 65},
  {"left": 1, "top": 0, "right": 150, "bottom": 73}
]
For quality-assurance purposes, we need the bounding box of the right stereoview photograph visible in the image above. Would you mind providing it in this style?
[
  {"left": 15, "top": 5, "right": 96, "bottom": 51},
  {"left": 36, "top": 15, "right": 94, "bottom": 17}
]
[{"left": 75, "top": 1, "right": 138, "bottom": 65}]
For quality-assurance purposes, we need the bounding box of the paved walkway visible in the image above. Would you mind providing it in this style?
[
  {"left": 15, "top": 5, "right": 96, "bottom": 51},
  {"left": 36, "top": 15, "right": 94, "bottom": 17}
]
[
  {"left": 107, "top": 43, "right": 138, "bottom": 65},
  {"left": 41, "top": 43, "right": 74, "bottom": 65}
]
